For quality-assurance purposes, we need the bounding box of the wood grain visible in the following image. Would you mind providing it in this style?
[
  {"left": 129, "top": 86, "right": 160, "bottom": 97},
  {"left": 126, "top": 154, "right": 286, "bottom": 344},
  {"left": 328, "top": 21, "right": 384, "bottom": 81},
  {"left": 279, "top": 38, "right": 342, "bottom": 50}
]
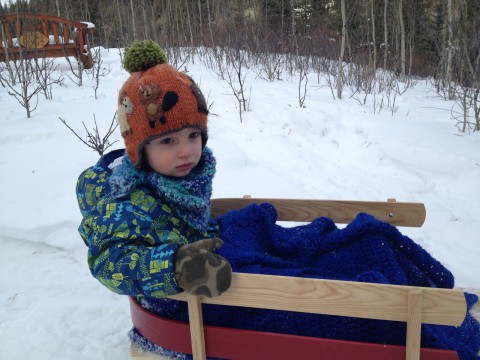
[
  {"left": 187, "top": 294, "right": 206, "bottom": 360},
  {"left": 406, "top": 290, "right": 423, "bottom": 360},
  {"left": 211, "top": 198, "right": 426, "bottom": 227},
  {"left": 169, "top": 273, "right": 466, "bottom": 327}
]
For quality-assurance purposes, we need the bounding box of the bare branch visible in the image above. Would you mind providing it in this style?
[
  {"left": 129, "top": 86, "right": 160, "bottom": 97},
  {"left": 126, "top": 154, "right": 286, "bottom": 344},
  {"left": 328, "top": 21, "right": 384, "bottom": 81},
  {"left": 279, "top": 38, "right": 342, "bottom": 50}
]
[{"left": 59, "top": 112, "right": 119, "bottom": 156}]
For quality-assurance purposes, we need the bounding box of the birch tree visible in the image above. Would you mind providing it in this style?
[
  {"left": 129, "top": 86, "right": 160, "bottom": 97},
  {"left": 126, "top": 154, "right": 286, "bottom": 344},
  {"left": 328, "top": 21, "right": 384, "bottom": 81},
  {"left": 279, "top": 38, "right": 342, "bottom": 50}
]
[
  {"left": 398, "top": 0, "right": 406, "bottom": 77},
  {"left": 129, "top": 0, "right": 137, "bottom": 40},
  {"left": 446, "top": 0, "right": 454, "bottom": 99},
  {"left": 383, "top": 0, "right": 388, "bottom": 70},
  {"left": 337, "top": 0, "right": 346, "bottom": 99},
  {"left": 371, "top": 0, "right": 377, "bottom": 70}
]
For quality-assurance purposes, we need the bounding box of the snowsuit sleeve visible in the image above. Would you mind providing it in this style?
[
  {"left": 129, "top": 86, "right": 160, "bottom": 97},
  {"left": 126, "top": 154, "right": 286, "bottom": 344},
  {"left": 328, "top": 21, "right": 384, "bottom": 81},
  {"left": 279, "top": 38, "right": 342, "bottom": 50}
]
[
  {"left": 76, "top": 159, "right": 215, "bottom": 299},
  {"left": 79, "top": 196, "right": 183, "bottom": 298}
]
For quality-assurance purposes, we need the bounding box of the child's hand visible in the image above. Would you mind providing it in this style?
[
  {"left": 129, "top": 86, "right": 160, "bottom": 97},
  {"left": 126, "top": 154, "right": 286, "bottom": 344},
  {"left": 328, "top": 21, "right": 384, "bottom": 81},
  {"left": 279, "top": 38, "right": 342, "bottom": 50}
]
[{"left": 174, "top": 238, "right": 232, "bottom": 298}]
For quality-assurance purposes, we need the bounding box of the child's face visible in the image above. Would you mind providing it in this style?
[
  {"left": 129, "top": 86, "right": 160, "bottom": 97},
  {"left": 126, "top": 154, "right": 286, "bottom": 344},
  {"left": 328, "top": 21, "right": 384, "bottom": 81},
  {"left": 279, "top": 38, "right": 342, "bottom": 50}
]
[{"left": 144, "top": 127, "right": 203, "bottom": 177}]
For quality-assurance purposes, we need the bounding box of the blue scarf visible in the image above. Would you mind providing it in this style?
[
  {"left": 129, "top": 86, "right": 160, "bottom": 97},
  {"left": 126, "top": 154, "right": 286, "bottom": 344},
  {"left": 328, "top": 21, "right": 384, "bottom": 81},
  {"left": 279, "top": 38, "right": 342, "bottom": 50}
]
[{"left": 109, "top": 147, "right": 216, "bottom": 232}]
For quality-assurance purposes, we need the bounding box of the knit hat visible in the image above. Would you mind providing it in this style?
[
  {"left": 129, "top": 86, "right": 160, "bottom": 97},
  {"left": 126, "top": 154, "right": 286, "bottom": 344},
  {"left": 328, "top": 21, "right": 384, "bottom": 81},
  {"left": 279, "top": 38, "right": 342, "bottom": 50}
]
[{"left": 117, "top": 40, "right": 208, "bottom": 168}]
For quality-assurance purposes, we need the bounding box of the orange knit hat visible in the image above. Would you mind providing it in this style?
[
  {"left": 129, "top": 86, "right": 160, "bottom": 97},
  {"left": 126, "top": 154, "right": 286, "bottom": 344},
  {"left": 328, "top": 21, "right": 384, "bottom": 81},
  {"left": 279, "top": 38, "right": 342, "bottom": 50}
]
[{"left": 117, "top": 41, "right": 208, "bottom": 168}]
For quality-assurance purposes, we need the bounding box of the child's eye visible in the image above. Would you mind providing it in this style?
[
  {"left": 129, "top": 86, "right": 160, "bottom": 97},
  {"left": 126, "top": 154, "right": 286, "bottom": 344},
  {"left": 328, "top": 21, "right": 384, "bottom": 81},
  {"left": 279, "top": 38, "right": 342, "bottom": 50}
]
[
  {"left": 159, "top": 137, "right": 174, "bottom": 145},
  {"left": 149, "top": 137, "right": 174, "bottom": 146},
  {"left": 189, "top": 131, "right": 201, "bottom": 139}
]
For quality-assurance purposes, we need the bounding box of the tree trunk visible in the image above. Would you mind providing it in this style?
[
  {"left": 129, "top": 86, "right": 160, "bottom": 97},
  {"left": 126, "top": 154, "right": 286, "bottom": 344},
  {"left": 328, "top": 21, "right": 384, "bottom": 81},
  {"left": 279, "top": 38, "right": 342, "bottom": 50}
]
[
  {"left": 383, "top": 0, "right": 388, "bottom": 70},
  {"left": 371, "top": 0, "right": 377, "bottom": 70},
  {"left": 337, "top": 0, "right": 346, "bottom": 99},
  {"left": 205, "top": 0, "right": 214, "bottom": 46},
  {"left": 116, "top": 0, "right": 124, "bottom": 45},
  {"left": 197, "top": 0, "right": 203, "bottom": 42},
  {"left": 55, "top": 0, "right": 61, "bottom": 17},
  {"left": 398, "top": 0, "right": 405, "bottom": 77},
  {"left": 407, "top": 4, "right": 415, "bottom": 78},
  {"left": 142, "top": 0, "right": 149, "bottom": 40},
  {"left": 185, "top": 0, "right": 194, "bottom": 49},
  {"left": 291, "top": 0, "right": 298, "bottom": 56},
  {"left": 446, "top": 0, "right": 454, "bottom": 99},
  {"left": 130, "top": 0, "right": 138, "bottom": 41}
]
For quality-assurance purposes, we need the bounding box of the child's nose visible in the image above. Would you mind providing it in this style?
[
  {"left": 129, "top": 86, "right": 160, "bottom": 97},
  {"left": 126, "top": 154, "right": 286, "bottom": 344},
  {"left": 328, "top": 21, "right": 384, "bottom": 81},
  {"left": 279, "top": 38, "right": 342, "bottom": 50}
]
[{"left": 178, "top": 141, "right": 194, "bottom": 157}]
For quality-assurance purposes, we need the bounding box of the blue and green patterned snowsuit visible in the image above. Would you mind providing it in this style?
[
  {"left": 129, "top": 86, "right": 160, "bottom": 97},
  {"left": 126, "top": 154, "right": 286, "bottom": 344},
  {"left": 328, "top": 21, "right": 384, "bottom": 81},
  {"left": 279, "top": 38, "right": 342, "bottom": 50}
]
[{"left": 76, "top": 148, "right": 218, "bottom": 300}]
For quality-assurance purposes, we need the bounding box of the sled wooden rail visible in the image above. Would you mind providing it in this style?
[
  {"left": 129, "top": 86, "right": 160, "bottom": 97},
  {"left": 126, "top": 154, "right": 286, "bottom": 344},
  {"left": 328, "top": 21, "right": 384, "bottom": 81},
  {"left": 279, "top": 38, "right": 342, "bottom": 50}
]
[
  {"left": 0, "top": 13, "right": 95, "bottom": 68},
  {"left": 130, "top": 198, "right": 468, "bottom": 360},
  {"left": 210, "top": 197, "right": 426, "bottom": 227}
]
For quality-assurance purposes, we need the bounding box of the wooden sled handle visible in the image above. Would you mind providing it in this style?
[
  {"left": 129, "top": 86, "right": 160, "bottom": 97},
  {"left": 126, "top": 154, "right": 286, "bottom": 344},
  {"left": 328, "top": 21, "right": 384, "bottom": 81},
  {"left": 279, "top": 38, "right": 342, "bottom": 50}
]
[{"left": 211, "top": 198, "right": 426, "bottom": 227}]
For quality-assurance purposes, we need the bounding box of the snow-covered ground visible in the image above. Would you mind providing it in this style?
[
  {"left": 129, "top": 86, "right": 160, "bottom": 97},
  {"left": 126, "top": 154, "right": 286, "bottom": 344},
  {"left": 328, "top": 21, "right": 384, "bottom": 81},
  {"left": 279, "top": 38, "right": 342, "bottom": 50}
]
[{"left": 1, "top": 47, "right": 479, "bottom": 359}]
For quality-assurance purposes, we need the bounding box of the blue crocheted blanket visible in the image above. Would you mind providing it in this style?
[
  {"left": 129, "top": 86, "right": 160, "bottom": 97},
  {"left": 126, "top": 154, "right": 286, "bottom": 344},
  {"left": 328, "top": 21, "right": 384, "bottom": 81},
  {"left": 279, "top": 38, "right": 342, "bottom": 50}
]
[{"left": 134, "top": 203, "right": 480, "bottom": 360}]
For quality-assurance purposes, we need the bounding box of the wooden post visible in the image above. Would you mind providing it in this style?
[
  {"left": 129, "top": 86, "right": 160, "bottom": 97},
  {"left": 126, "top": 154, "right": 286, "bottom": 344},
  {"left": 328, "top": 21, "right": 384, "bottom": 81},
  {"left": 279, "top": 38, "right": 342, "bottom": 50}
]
[
  {"left": 406, "top": 289, "right": 423, "bottom": 360},
  {"left": 187, "top": 294, "right": 207, "bottom": 360}
]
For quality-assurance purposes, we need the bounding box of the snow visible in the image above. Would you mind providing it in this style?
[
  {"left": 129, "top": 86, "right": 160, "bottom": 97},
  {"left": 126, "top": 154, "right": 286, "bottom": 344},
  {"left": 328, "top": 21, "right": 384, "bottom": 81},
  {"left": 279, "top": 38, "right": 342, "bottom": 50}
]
[
  {"left": 80, "top": 22, "right": 96, "bottom": 29},
  {"left": 0, "top": 47, "right": 479, "bottom": 360}
]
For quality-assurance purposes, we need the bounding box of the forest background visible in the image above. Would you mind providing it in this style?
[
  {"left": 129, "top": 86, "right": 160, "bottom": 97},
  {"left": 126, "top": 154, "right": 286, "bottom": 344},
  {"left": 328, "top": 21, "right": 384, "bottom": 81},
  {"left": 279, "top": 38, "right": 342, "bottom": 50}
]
[
  {"left": 1, "top": 0, "right": 479, "bottom": 114},
  {"left": 0, "top": 0, "right": 480, "bottom": 87}
]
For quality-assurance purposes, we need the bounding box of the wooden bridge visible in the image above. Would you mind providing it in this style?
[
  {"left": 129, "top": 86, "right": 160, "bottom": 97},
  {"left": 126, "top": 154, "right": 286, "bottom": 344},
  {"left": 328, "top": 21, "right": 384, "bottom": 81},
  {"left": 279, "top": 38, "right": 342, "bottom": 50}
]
[{"left": 0, "top": 13, "right": 95, "bottom": 69}]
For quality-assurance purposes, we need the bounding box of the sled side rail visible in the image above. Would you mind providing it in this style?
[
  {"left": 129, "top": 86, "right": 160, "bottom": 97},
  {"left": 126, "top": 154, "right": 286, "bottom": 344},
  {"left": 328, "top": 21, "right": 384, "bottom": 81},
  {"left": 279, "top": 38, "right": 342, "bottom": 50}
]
[
  {"left": 169, "top": 273, "right": 467, "bottom": 360},
  {"left": 211, "top": 198, "right": 426, "bottom": 227}
]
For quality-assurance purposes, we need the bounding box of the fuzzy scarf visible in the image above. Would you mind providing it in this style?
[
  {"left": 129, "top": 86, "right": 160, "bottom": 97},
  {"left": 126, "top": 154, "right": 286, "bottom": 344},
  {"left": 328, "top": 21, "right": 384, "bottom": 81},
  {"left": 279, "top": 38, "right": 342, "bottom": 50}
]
[{"left": 109, "top": 147, "right": 216, "bottom": 232}]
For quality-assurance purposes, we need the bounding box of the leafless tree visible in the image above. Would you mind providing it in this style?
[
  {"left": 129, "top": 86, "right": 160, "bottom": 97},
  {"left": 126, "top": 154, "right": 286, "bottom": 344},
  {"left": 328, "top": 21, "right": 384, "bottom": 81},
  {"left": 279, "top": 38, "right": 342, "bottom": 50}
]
[
  {"left": 298, "top": 61, "right": 308, "bottom": 108},
  {"left": 397, "top": 0, "right": 406, "bottom": 78},
  {"left": 445, "top": 0, "right": 455, "bottom": 99},
  {"left": 383, "top": 0, "right": 388, "bottom": 71},
  {"left": 87, "top": 46, "right": 111, "bottom": 100},
  {"left": 337, "top": 0, "right": 346, "bottom": 99},
  {"left": 224, "top": 46, "right": 250, "bottom": 122},
  {"left": 370, "top": 0, "right": 377, "bottom": 71}
]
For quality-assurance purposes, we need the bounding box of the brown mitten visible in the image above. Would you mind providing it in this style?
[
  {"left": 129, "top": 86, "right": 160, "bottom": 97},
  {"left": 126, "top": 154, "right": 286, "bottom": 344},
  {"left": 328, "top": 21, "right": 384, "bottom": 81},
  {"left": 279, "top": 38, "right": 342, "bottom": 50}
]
[{"left": 174, "top": 238, "right": 232, "bottom": 297}]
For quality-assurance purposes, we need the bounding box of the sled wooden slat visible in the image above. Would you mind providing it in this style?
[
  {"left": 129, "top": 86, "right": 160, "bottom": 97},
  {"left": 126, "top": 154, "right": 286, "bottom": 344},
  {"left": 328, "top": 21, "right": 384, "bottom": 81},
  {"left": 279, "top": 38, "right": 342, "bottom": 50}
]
[
  {"left": 406, "top": 290, "right": 423, "bottom": 360},
  {"left": 169, "top": 273, "right": 466, "bottom": 326},
  {"left": 186, "top": 294, "right": 206, "bottom": 360},
  {"left": 211, "top": 198, "right": 426, "bottom": 227}
]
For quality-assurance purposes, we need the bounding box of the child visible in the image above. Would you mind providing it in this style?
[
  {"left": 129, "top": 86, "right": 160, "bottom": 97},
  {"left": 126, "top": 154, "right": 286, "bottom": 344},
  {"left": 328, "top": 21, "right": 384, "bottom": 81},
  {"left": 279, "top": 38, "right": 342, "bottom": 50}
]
[
  {"left": 77, "top": 41, "right": 479, "bottom": 360},
  {"left": 76, "top": 40, "right": 232, "bottom": 302}
]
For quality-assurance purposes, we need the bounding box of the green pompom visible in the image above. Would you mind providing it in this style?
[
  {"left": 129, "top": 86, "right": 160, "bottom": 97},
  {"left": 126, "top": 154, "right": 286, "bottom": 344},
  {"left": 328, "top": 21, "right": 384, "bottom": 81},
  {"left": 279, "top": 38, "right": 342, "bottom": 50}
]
[{"left": 123, "top": 40, "right": 168, "bottom": 73}]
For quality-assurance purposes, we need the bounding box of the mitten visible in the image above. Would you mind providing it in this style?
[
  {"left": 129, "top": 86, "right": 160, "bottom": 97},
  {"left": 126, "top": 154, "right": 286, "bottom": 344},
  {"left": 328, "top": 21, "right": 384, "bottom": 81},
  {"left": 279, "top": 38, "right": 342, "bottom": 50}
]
[{"left": 174, "top": 238, "right": 232, "bottom": 298}]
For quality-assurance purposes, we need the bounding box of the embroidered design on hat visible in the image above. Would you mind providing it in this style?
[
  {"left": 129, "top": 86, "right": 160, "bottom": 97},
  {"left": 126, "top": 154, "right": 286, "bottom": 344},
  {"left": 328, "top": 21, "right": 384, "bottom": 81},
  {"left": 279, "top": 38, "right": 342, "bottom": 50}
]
[{"left": 118, "top": 92, "right": 133, "bottom": 136}]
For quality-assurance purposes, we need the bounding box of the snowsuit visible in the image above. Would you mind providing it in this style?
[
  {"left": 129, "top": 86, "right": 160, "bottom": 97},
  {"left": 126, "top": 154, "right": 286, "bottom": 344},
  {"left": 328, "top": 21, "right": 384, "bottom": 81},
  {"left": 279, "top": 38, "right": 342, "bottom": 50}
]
[{"left": 76, "top": 147, "right": 218, "bottom": 300}]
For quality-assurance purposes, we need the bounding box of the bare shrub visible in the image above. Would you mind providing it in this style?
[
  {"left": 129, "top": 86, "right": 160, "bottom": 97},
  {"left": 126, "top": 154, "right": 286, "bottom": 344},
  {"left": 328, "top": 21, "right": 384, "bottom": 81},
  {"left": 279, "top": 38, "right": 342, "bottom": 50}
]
[
  {"left": 0, "top": 58, "right": 43, "bottom": 118},
  {"left": 224, "top": 47, "right": 250, "bottom": 122},
  {"left": 87, "top": 47, "right": 112, "bottom": 100},
  {"left": 59, "top": 113, "right": 119, "bottom": 156},
  {"left": 33, "top": 57, "right": 63, "bottom": 100}
]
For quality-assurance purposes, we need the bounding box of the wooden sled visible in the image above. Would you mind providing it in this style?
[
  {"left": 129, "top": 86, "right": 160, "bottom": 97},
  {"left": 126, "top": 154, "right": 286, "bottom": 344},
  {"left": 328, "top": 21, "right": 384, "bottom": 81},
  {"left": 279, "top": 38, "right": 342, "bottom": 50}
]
[{"left": 130, "top": 197, "right": 476, "bottom": 360}]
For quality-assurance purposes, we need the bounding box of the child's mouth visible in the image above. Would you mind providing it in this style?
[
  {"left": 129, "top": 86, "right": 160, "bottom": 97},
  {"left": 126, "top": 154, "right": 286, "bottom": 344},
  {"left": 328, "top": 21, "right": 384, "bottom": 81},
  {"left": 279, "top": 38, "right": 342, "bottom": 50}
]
[{"left": 176, "top": 163, "right": 194, "bottom": 171}]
